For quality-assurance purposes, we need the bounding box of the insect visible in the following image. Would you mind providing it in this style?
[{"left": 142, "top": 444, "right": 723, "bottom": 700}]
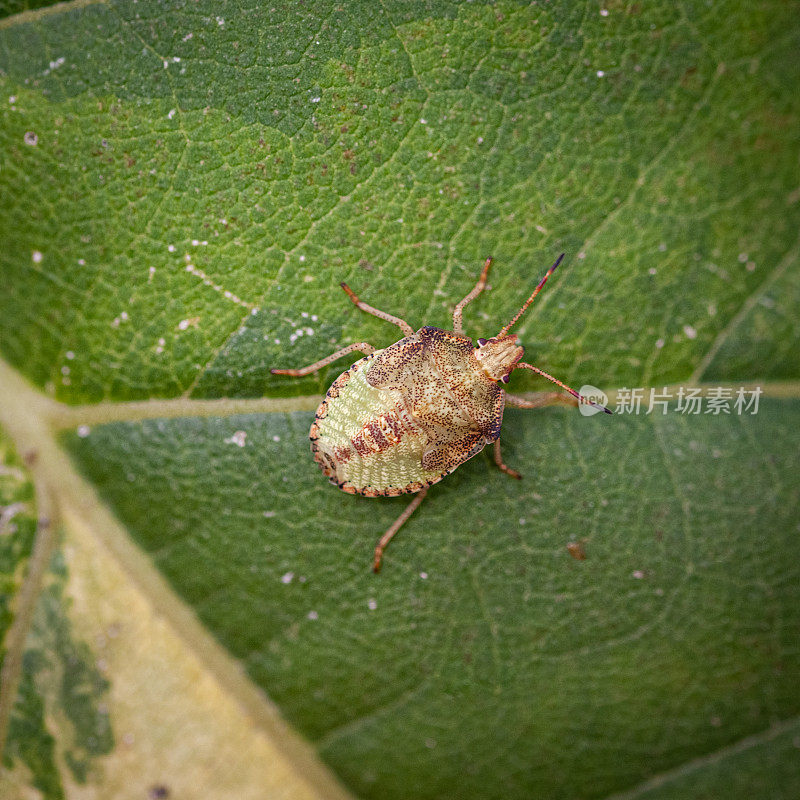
[
  {"left": 272, "top": 254, "right": 611, "bottom": 572},
  {"left": 567, "top": 540, "right": 588, "bottom": 560}
]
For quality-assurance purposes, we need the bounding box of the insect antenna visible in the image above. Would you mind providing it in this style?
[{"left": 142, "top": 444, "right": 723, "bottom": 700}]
[
  {"left": 497, "top": 252, "right": 564, "bottom": 338},
  {"left": 514, "top": 362, "right": 613, "bottom": 414}
]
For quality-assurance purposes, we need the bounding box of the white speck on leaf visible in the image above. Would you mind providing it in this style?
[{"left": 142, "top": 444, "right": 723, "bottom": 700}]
[
  {"left": 45, "top": 56, "right": 65, "bottom": 74},
  {"left": 263, "top": 511, "right": 276, "bottom": 518},
  {"left": 0, "top": 503, "right": 27, "bottom": 535},
  {"left": 31, "top": 250, "right": 43, "bottom": 263},
  {"left": 77, "top": 425, "right": 91, "bottom": 438},
  {"left": 224, "top": 430, "right": 247, "bottom": 447},
  {"left": 683, "top": 325, "right": 698, "bottom": 339},
  {"left": 655, "top": 338, "right": 665, "bottom": 349},
  {"left": 632, "top": 570, "right": 645, "bottom": 579},
  {"left": 281, "top": 572, "right": 294, "bottom": 584},
  {"left": 368, "top": 598, "right": 377, "bottom": 611},
  {"left": 597, "top": 70, "right": 605, "bottom": 77},
  {"left": 307, "top": 610, "right": 319, "bottom": 620},
  {"left": 272, "top": 435, "right": 281, "bottom": 442}
]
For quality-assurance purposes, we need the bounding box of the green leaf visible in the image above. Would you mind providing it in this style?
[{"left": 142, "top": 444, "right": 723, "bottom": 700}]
[
  {"left": 0, "top": 430, "right": 37, "bottom": 670},
  {"left": 1, "top": 1, "right": 798, "bottom": 798}
]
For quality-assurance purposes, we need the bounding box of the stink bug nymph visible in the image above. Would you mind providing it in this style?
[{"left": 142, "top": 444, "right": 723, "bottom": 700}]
[{"left": 272, "top": 254, "right": 611, "bottom": 572}]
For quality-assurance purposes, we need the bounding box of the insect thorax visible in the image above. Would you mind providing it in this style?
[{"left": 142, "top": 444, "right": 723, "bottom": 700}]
[{"left": 473, "top": 334, "right": 525, "bottom": 381}]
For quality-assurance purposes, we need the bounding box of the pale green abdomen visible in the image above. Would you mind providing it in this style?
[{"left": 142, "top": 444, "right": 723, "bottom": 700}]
[{"left": 310, "top": 354, "right": 444, "bottom": 497}]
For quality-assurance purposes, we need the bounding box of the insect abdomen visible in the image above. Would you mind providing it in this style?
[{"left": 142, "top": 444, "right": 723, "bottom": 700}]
[{"left": 310, "top": 354, "right": 445, "bottom": 497}]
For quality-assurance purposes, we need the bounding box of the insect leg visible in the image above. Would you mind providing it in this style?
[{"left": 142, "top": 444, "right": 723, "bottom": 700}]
[
  {"left": 452, "top": 257, "right": 493, "bottom": 335},
  {"left": 504, "top": 391, "right": 577, "bottom": 409},
  {"left": 339, "top": 283, "right": 415, "bottom": 336},
  {"left": 271, "top": 343, "right": 376, "bottom": 377},
  {"left": 373, "top": 487, "right": 429, "bottom": 573},
  {"left": 495, "top": 393, "right": 577, "bottom": 479},
  {"left": 493, "top": 439, "right": 521, "bottom": 480}
]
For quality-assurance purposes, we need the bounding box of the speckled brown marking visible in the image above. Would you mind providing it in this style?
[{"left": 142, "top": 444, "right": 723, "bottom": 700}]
[
  {"left": 271, "top": 254, "right": 612, "bottom": 571},
  {"left": 366, "top": 421, "right": 389, "bottom": 449},
  {"left": 352, "top": 407, "right": 410, "bottom": 456},
  {"left": 332, "top": 444, "right": 353, "bottom": 464},
  {"left": 384, "top": 409, "right": 404, "bottom": 441},
  {"left": 351, "top": 437, "right": 371, "bottom": 458}
]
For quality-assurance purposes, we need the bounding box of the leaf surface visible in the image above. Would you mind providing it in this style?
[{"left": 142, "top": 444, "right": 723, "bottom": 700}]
[{"left": 1, "top": 1, "right": 798, "bottom": 798}]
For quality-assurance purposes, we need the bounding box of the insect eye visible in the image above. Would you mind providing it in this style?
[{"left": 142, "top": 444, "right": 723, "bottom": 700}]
[
  {"left": 501, "top": 373, "right": 510, "bottom": 384},
  {"left": 477, "top": 338, "right": 488, "bottom": 347}
]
